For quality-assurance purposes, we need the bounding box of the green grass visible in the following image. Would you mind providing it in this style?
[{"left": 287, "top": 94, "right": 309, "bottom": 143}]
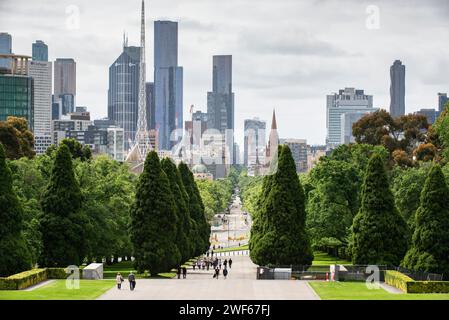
[
  {"left": 0, "top": 280, "right": 115, "bottom": 300},
  {"left": 213, "top": 244, "right": 249, "bottom": 253},
  {"left": 309, "top": 281, "right": 449, "bottom": 300},
  {"left": 312, "top": 252, "right": 352, "bottom": 266}
]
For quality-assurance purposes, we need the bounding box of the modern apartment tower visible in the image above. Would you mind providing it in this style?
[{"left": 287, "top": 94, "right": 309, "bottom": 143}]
[
  {"left": 107, "top": 45, "right": 141, "bottom": 151},
  {"left": 390, "top": 60, "right": 405, "bottom": 117},
  {"left": 326, "top": 88, "right": 376, "bottom": 148},
  {"left": 438, "top": 93, "right": 448, "bottom": 113},
  {"left": 54, "top": 58, "right": 76, "bottom": 115},
  {"left": 0, "top": 32, "right": 12, "bottom": 70},
  {"left": 244, "top": 118, "right": 266, "bottom": 168},
  {"left": 154, "top": 20, "right": 183, "bottom": 150},
  {"left": 32, "top": 40, "right": 48, "bottom": 62},
  {"left": 29, "top": 40, "right": 52, "bottom": 154}
]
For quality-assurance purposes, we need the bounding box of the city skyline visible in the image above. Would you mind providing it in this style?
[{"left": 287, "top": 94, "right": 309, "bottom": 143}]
[{"left": 1, "top": 0, "right": 449, "bottom": 146}]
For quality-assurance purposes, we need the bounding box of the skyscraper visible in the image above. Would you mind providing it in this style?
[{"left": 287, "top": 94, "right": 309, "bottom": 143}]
[
  {"left": 438, "top": 93, "right": 448, "bottom": 113},
  {"left": 0, "top": 32, "right": 12, "bottom": 70},
  {"left": 54, "top": 58, "right": 76, "bottom": 114},
  {"left": 244, "top": 118, "right": 266, "bottom": 168},
  {"left": 154, "top": 20, "right": 183, "bottom": 150},
  {"left": 207, "top": 55, "right": 234, "bottom": 132},
  {"left": 146, "top": 82, "right": 154, "bottom": 130},
  {"left": 390, "top": 60, "right": 405, "bottom": 117},
  {"left": 32, "top": 40, "right": 48, "bottom": 62},
  {"left": 29, "top": 57, "right": 52, "bottom": 154},
  {"left": 108, "top": 45, "right": 141, "bottom": 151},
  {"left": 326, "top": 88, "right": 376, "bottom": 148}
]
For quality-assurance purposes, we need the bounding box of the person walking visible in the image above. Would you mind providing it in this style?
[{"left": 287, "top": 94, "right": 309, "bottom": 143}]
[
  {"left": 182, "top": 266, "right": 187, "bottom": 279},
  {"left": 223, "top": 268, "right": 228, "bottom": 279},
  {"left": 206, "top": 261, "right": 210, "bottom": 271},
  {"left": 224, "top": 259, "right": 228, "bottom": 269},
  {"left": 215, "top": 267, "right": 220, "bottom": 279},
  {"left": 229, "top": 258, "right": 233, "bottom": 269},
  {"left": 177, "top": 266, "right": 182, "bottom": 279},
  {"left": 128, "top": 272, "right": 136, "bottom": 291},
  {"left": 116, "top": 272, "right": 124, "bottom": 289}
]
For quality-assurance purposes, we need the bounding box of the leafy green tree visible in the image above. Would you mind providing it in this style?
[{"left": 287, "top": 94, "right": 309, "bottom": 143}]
[
  {"left": 250, "top": 145, "right": 313, "bottom": 266},
  {"left": 0, "top": 117, "right": 35, "bottom": 159},
  {"left": 0, "top": 143, "right": 31, "bottom": 276},
  {"left": 39, "top": 144, "right": 88, "bottom": 267},
  {"left": 179, "top": 162, "right": 210, "bottom": 255},
  {"left": 402, "top": 165, "right": 449, "bottom": 277},
  {"left": 130, "top": 151, "right": 180, "bottom": 274},
  {"left": 46, "top": 139, "right": 92, "bottom": 161},
  {"left": 161, "top": 158, "right": 191, "bottom": 262},
  {"left": 350, "top": 154, "right": 408, "bottom": 265}
]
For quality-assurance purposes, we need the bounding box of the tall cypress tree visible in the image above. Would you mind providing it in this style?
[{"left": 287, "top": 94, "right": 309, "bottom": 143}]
[
  {"left": 178, "top": 162, "right": 210, "bottom": 255},
  {"left": 40, "top": 144, "right": 87, "bottom": 267},
  {"left": 161, "top": 158, "right": 190, "bottom": 262},
  {"left": 350, "top": 153, "right": 408, "bottom": 265},
  {"left": 0, "top": 143, "right": 31, "bottom": 276},
  {"left": 130, "top": 151, "right": 180, "bottom": 274},
  {"left": 250, "top": 145, "right": 313, "bottom": 266},
  {"left": 402, "top": 165, "right": 449, "bottom": 277}
]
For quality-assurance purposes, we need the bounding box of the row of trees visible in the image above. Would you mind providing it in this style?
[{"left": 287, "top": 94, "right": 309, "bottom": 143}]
[
  {"left": 0, "top": 138, "right": 136, "bottom": 276},
  {"left": 130, "top": 152, "right": 210, "bottom": 274}
]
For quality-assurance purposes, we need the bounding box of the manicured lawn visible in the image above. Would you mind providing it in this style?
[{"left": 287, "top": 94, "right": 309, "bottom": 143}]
[
  {"left": 312, "top": 252, "right": 351, "bottom": 266},
  {"left": 213, "top": 244, "right": 249, "bottom": 253},
  {"left": 309, "top": 281, "right": 449, "bottom": 300},
  {"left": 0, "top": 280, "right": 115, "bottom": 300}
]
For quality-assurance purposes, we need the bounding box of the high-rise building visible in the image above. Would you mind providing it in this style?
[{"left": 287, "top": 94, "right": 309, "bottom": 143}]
[
  {"left": 416, "top": 108, "right": 437, "bottom": 125},
  {"left": 146, "top": 82, "right": 154, "bottom": 130},
  {"left": 207, "top": 55, "right": 234, "bottom": 132},
  {"left": 107, "top": 45, "right": 141, "bottom": 151},
  {"left": 0, "top": 54, "right": 33, "bottom": 129},
  {"left": 0, "top": 33, "right": 12, "bottom": 71},
  {"left": 438, "top": 93, "right": 448, "bottom": 113},
  {"left": 326, "top": 88, "right": 376, "bottom": 148},
  {"left": 32, "top": 40, "right": 48, "bottom": 62},
  {"left": 51, "top": 95, "right": 61, "bottom": 120},
  {"left": 244, "top": 118, "right": 266, "bottom": 168},
  {"left": 390, "top": 60, "right": 405, "bottom": 117},
  {"left": 54, "top": 58, "right": 76, "bottom": 116},
  {"left": 154, "top": 20, "right": 183, "bottom": 150},
  {"left": 29, "top": 59, "right": 52, "bottom": 154},
  {"left": 280, "top": 138, "right": 308, "bottom": 173}
]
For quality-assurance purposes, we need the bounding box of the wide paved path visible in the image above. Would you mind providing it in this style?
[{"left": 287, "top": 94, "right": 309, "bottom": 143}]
[{"left": 97, "top": 255, "right": 319, "bottom": 300}]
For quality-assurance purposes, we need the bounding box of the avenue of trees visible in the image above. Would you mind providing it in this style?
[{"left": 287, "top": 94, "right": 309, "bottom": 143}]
[{"left": 242, "top": 106, "right": 449, "bottom": 276}]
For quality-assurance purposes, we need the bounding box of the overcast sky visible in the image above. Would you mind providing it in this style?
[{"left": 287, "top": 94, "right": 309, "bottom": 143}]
[{"left": 1, "top": 0, "right": 449, "bottom": 146}]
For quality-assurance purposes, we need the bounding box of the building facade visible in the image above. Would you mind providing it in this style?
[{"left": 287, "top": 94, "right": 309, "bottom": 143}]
[
  {"left": 416, "top": 108, "right": 437, "bottom": 125},
  {"left": 244, "top": 118, "right": 266, "bottom": 168},
  {"left": 54, "top": 58, "right": 76, "bottom": 116},
  {"left": 438, "top": 93, "right": 448, "bottom": 113},
  {"left": 29, "top": 59, "right": 52, "bottom": 154},
  {"left": 107, "top": 46, "right": 140, "bottom": 151},
  {"left": 280, "top": 138, "right": 308, "bottom": 173},
  {"left": 32, "top": 40, "right": 48, "bottom": 62},
  {"left": 390, "top": 60, "right": 405, "bottom": 117},
  {"left": 154, "top": 20, "right": 183, "bottom": 151},
  {"left": 0, "top": 33, "right": 12, "bottom": 71},
  {"left": 326, "top": 88, "right": 376, "bottom": 148}
]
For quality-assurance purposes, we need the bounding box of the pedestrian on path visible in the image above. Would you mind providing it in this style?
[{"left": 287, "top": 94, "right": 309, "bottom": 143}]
[
  {"left": 177, "top": 266, "right": 182, "bottom": 279},
  {"left": 223, "top": 268, "right": 228, "bottom": 279},
  {"left": 215, "top": 267, "right": 220, "bottom": 279},
  {"left": 224, "top": 259, "right": 228, "bottom": 268},
  {"left": 116, "top": 273, "right": 124, "bottom": 289},
  {"left": 182, "top": 267, "right": 187, "bottom": 279},
  {"left": 128, "top": 272, "right": 136, "bottom": 291},
  {"left": 229, "top": 258, "right": 233, "bottom": 268}
]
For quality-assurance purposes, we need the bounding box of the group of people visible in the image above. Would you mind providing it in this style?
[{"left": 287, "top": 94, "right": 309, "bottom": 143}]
[
  {"left": 176, "top": 266, "right": 188, "bottom": 279},
  {"left": 115, "top": 272, "right": 136, "bottom": 291},
  {"left": 212, "top": 258, "right": 232, "bottom": 280}
]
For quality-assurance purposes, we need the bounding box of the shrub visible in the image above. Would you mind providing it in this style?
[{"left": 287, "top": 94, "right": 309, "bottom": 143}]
[
  {"left": 407, "top": 281, "right": 449, "bottom": 294},
  {"left": 0, "top": 268, "right": 47, "bottom": 290},
  {"left": 385, "top": 270, "right": 413, "bottom": 292}
]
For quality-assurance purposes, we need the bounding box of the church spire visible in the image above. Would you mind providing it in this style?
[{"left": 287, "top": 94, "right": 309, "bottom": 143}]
[{"left": 271, "top": 109, "right": 277, "bottom": 130}]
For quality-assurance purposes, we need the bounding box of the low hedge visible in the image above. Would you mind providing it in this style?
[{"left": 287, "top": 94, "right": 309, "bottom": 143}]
[
  {"left": 385, "top": 270, "right": 449, "bottom": 293},
  {"left": 0, "top": 269, "right": 47, "bottom": 290},
  {"left": 407, "top": 281, "right": 449, "bottom": 294},
  {"left": 385, "top": 270, "right": 413, "bottom": 293},
  {"left": 0, "top": 267, "right": 78, "bottom": 290}
]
